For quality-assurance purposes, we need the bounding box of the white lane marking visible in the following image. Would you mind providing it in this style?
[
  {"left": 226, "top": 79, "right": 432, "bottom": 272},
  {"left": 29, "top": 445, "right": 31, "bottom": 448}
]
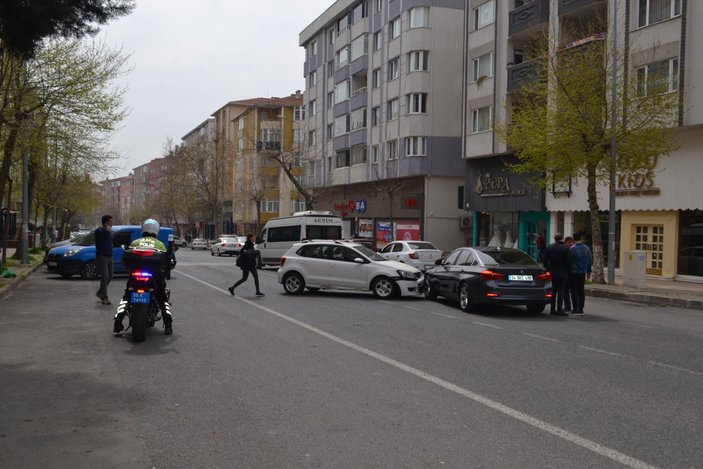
[
  {"left": 379, "top": 300, "right": 429, "bottom": 313},
  {"left": 578, "top": 345, "right": 624, "bottom": 358},
  {"left": 648, "top": 361, "right": 703, "bottom": 376},
  {"left": 403, "top": 305, "right": 422, "bottom": 311},
  {"left": 180, "top": 269, "right": 660, "bottom": 469},
  {"left": 472, "top": 321, "right": 503, "bottom": 330},
  {"left": 621, "top": 321, "right": 656, "bottom": 330},
  {"left": 429, "top": 311, "right": 458, "bottom": 319},
  {"left": 522, "top": 332, "right": 559, "bottom": 342}
]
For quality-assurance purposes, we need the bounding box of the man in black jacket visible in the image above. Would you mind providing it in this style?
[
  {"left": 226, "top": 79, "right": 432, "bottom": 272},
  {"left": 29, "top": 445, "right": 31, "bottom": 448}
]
[
  {"left": 543, "top": 233, "right": 570, "bottom": 316},
  {"left": 95, "top": 215, "right": 113, "bottom": 305}
]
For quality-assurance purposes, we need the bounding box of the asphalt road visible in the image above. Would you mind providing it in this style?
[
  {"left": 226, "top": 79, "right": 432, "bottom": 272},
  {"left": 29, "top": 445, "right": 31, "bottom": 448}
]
[{"left": 1, "top": 248, "right": 702, "bottom": 468}]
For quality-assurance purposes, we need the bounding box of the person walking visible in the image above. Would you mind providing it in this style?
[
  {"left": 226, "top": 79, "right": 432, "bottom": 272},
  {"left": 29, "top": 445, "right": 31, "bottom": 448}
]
[
  {"left": 543, "top": 233, "right": 570, "bottom": 316},
  {"left": 568, "top": 232, "right": 593, "bottom": 316},
  {"left": 563, "top": 235, "right": 575, "bottom": 313},
  {"left": 228, "top": 233, "right": 264, "bottom": 297},
  {"left": 95, "top": 214, "right": 114, "bottom": 305}
]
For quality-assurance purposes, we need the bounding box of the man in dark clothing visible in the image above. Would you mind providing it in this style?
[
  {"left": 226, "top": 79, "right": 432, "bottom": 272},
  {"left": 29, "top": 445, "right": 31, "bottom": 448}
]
[
  {"left": 95, "top": 215, "right": 113, "bottom": 305},
  {"left": 543, "top": 233, "right": 570, "bottom": 316},
  {"left": 568, "top": 231, "right": 593, "bottom": 315},
  {"left": 228, "top": 233, "right": 264, "bottom": 297}
]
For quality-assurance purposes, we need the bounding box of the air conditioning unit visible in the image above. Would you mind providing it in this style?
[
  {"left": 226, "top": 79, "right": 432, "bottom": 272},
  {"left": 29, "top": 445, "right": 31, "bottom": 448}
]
[{"left": 459, "top": 214, "right": 471, "bottom": 230}]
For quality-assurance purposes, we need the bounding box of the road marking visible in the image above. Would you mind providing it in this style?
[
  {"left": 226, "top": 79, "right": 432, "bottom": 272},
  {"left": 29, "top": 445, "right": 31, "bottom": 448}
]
[
  {"left": 522, "top": 332, "right": 559, "bottom": 342},
  {"left": 379, "top": 301, "right": 423, "bottom": 312},
  {"left": 472, "top": 321, "right": 503, "bottom": 330},
  {"left": 621, "top": 321, "right": 656, "bottom": 329},
  {"left": 648, "top": 361, "right": 703, "bottom": 376},
  {"left": 179, "top": 269, "right": 660, "bottom": 469},
  {"left": 429, "top": 311, "right": 457, "bottom": 319},
  {"left": 578, "top": 345, "right": 624, "bottom": 358},
  {"left": 402, "top": 305, "right": 422, "bottom": 311}
]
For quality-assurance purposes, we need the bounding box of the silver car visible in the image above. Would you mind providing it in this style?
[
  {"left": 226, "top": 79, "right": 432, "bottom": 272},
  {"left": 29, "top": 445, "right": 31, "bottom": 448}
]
[
  {"left": 191, "top": 238, "right": 207, "bottom": 250},
  {"left": 211, "top": 236, "right": 245, "bottom": 256},
  {"left": 378, "top": 241, "right": 443, "bottom": 271}
]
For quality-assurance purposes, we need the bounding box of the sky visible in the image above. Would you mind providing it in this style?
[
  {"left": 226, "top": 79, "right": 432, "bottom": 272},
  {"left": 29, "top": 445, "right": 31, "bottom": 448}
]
[{"left": 98, "top": 0, "right": 333, "bottom": 175}]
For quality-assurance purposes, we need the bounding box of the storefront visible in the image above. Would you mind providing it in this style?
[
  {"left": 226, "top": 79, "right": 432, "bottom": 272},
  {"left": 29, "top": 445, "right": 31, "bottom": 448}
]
[{"left": 466, "top": 155, "right": 548, "bottom": 261}]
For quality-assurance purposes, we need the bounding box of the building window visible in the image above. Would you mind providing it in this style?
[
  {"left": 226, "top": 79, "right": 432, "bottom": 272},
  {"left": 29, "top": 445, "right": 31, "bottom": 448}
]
[
  {"left": 372, "top": 106, "right": 380, "bottom": 126},
  {"left": 238, "top": 138, "right": 244, "bottom": 150},
  {"left": 387, "top": 139, "right": 398, "bottom": 160},
  {"left": 351, "top": 34, "right": 368, "bottom": 62},
  {"left": 351, "top": 145, "right": 367, "bottom": 165},
  {"left": 261, "top": 199, "right": 280, "bottom": 213},
  {"left": 327, "top": 123, "right": 334, "bottom": 140},
  {"left": 336, "top": 149, "right": 351, "bottom": 167},
  {"left": 327, "top": 91, "right": 333, "bottom": 108},
  {"left": 473, "top": 52, "right": 493, "bottom": 81},
  {"left": 405, "top": 136, "right": 426, "bottom": 156},
  {"left": 372, "top": 68, "right": 381, "bottom": 88},
  {"left": 352, "top": 1, "right": 368, "bottom": 22},
  {"left": 335, "top": 80, "right": 350, "bottom": 104},
  {"left": 390, "top": 16, "right": 401, "bottom": 39},
  {"left": 373, "top": 31, "right": 381, "bottom": 50},
  {"left": 293, "top": 199, "right": 307, "bottom": 212},
  {"left": 337, "top": 46, "right": 349, "bottom": 67},
  {"left": 351, "top": 108, "right": 367, "bottom": 131},
  {"left": 408, "top": 50, "right": 429, "bottom": 72},
  {"left": 294, "top": 128, "right": 304, "bottom": 144},
  {"left": 409, "top": 7, "right": 429, "bottom": 28},
  {"left": 328, "top": 27, "right": 335, "bottom": 45},
  {"left": 387, "top": 98, "right": 399, "bottom": 120},
  {"left": 260, "top": 128, "right": 281, "bottom": 145},
  {"left": 371, "top": 145, "right": 379, "bottom": 164},
  {"left": 636, "top": 58, "right": 679, "bottom": 96},
  {"left": 308, "top": 40, "right": 317, "bottom": 58},
  {"left": 334, "top": 114, "right": 350, "bottom": 136},
  {"left": 309, "top": 70, "right": 317, "bottom": 87},
  {"left": 327, "top": 60, "right": 334, "bottom": 77},
  {"left": 638, "top": 0, "right": 681, "bottom": 27},
  {"left": 474, "top": 0, "right": 495, "bottom": 29},
  {"left": 294, "top": 105, "right": 305, "bottom": 121},
  {"left": 309, "top": 99, "right": 317, "bottom": 116},
  {"left": 337, "top": 14, "right": 351, "bottom": 33},
  {"left": 472, "top": 106, "right": 492, "bottom": 133},
  {"left": 375, "top": 0, "right": 382, "bottom": 13},
  {"left": 388, "top": 57, "right": 399, "bottom": 80},
  {"left": 408, "top": 93, "right": 427, "bottom": 113},
  {"left": 238, "top": 118, "right": 244, "bottom": 130},
  {"left": 308, "top": 130, "right": 315, "bottom": 146}
]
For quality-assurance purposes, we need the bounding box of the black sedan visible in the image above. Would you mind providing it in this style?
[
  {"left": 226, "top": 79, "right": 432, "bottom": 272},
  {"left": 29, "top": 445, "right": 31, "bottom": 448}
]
[{"left": 422, "top": 247, "right": 552, "bottom": 314}]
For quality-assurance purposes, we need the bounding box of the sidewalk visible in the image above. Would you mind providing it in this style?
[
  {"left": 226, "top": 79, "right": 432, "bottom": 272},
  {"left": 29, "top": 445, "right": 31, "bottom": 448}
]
[
  {"left": 0, "top": 248, "right": 45, "bottom": 301},
  {"left": 585, "top": 274, "right": 703, "bottom": 310}
]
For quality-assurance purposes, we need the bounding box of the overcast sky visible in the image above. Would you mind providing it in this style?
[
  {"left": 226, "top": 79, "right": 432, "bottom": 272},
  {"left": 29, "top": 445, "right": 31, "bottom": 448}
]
[{"left": 99, "top": 0, "right": 333, "bottom": 175}]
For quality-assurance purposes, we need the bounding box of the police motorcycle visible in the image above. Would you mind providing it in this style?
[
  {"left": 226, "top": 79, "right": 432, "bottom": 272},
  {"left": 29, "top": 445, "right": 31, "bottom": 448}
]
[{"left": 121, "top": 247, "right": 170, "bottom": 342}]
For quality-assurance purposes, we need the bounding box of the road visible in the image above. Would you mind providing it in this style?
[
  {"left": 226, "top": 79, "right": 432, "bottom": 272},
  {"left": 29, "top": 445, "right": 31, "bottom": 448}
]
[{"left": 1, "top": 248, "right": 702, "bottom": 468}]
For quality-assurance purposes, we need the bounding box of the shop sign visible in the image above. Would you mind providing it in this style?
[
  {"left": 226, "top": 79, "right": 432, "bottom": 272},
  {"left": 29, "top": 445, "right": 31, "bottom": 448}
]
[
  {"left": 358, "top": 218, "right": 373, "bottom": 238},
  {"left": 333, "top": 199, "right": 367, "bottom": 214},
  {"left": 616, "top": 159, "right": 660, "bottom": 196},
  {"left": 376, "top": 221, "right": 393, "bottom": 249},
  {"left": 396, "top": 222, "right": 420, "bottom": 241},
  {"left": 474, "top": 171, "right": 526, "bottom": 197},
  {"left": 401, "top": 194, "right": 420, "bottom": 209}
]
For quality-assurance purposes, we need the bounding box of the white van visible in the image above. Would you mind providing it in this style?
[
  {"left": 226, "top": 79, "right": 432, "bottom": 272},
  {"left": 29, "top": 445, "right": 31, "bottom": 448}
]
[{"left": 257, "top": 211, "right": 345, "bottom": 265}]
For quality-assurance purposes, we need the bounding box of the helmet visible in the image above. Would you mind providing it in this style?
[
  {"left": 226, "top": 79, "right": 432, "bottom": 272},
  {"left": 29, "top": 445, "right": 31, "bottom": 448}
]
[{"left": 141, "top": 218, "right": 160, "bottom": 237}]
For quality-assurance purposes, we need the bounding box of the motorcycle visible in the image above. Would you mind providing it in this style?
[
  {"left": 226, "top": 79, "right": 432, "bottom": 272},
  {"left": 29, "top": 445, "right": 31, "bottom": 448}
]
[{"left": 122, "top": 248, "right": 169, "bottom": 342}]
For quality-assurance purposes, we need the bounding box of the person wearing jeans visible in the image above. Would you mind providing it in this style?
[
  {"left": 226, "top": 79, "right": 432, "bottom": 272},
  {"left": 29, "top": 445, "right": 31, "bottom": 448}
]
[
  {"left": 95, "top": 215, "right": 113, "bottom": 305},
  {"left": 568, "top": 232, "right": 593, "bottom": 315}
]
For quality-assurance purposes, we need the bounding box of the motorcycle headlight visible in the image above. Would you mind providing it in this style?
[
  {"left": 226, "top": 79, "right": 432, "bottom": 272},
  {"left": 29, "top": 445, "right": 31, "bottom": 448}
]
[
  {"left": 64, "top": 248, "right": 82, "bottom": 257},
  {"left": 397, "top": 269, "right": 417, "bottom": 280}
]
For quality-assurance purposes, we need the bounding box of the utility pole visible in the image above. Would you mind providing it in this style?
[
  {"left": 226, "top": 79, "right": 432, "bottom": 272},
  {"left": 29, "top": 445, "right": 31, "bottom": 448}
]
[{"left": 607, "top": 0, "right": 618, "bottom": 285}]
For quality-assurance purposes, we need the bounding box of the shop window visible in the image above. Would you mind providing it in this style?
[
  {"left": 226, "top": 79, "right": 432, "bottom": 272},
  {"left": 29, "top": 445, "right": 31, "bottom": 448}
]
[{"left": 677, "top": 210, "right": 703, "bottom": 277}]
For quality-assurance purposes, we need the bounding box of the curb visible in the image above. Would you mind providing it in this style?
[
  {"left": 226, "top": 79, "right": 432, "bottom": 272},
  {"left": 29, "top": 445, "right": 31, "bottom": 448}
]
[
  {"left": 0, "top": 262, "right": 44, "bottom": 301},
  {"left": 585, "top": 287, "right": 703, "bottom": 310}
]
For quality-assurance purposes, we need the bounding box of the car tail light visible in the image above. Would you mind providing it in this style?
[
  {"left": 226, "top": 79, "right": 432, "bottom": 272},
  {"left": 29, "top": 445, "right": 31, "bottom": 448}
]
[
  {"left": 480, "top": 270, "right": 507, "bottom": 281},
  {"left": 545, "top": 293, "right": 553, "bottom": 298},
  {"left": 408, "top": 251, "right": 419, "bottom": 259},
  {"left": 280, "top": 256, "right": 286, "bottom": 267},
  {"left": 536, "top": 272, "right": 551, "bottom": 281}
]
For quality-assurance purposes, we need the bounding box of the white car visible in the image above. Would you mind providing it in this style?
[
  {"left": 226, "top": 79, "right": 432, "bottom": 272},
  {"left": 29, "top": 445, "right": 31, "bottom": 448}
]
[
  {"left": 211, "top": 236, "right": 245, "bottom": 256},
  {"left": 277, "top": 240, "right": 423, "bottom": 298},
  {"left": 378, "top": 240, "right": 443, "bottom": 271},
  {"left": 191, "top": 238, "right": 207, "bottom": 250}
]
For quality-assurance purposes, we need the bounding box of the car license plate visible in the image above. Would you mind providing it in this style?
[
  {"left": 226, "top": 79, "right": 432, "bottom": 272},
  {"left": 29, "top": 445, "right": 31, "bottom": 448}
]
[
  {"left": 130, "top": 291, "right": 150, "bottom": 304},
  {"left": 508, "top": 275, "right": 533, "bottom": 281},
  {"left": 48, "top": 261, "right": 57, "bottom": 267}
]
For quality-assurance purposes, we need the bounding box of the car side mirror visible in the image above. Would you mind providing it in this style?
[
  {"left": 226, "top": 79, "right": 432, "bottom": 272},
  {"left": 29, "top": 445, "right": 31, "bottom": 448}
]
[{"left": 353, "top": 257, "right": 366, "bottom": 264}]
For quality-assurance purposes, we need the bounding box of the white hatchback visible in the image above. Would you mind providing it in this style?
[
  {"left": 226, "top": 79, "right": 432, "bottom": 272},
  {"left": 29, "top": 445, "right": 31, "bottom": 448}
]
[{"left": 277, "top": 240, "right": 423, "bottom": 298}]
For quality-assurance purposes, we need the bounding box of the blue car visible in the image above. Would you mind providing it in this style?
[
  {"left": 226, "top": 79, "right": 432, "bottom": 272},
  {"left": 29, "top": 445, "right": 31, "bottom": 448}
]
[{"left": 45, "top": 225, "right": 173, "bottom": 279}]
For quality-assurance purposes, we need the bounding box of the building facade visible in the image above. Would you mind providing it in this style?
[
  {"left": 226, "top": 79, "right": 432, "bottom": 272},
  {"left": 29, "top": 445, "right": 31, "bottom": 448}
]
[{"left": 300, "top": 0, "right": 468, "bottom": 251}]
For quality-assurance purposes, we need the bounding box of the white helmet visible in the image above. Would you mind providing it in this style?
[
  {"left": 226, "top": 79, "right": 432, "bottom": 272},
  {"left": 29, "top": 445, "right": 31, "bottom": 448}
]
[{"left": 141, "top": 218, "right": 160, "bottom": 237}]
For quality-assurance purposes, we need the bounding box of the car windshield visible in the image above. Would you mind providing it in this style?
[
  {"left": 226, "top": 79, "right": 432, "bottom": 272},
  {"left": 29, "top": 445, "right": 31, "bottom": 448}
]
[
  {"left": 353, "top": 244, "right": 386, "bottom": 261},
  {"left": 74, "top": 231, "right": 95, "bottom": 246},
  {"left": 408, "top": 241, "right": 438, "bottom": 250},
  {"left": 476, "top": 249, "right": 538, "bottom": 266}
]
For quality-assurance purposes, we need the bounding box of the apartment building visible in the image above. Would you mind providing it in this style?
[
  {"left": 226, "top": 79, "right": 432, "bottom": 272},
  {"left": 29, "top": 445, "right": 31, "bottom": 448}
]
[
  {"left": 101, "top": 175, "right": 133, "bottom": 224},
  {"left": 229, "top": 94, "right": 305, "bottom": 235},
  {"left": 463, "top": 0, "right": 702, "bottom": 280},
  {"left": 300, "top": 0, "right": 467, "bottom": 251}
]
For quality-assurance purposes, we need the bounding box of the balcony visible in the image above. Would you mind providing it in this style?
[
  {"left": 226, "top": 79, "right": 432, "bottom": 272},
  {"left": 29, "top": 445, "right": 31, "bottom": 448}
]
[
  {"left": 507, "top": 60, "right": 537, "bottom": 92},
  {"left": 558, "top": 0, "right": 606, "bottom": 18},
  {"left": 509, "top": 0, "right": 550, "bottom": 38}
]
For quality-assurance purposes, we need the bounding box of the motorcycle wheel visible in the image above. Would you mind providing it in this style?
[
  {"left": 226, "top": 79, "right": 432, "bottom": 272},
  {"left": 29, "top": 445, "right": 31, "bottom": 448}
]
[{"left": 130, "top": 303, "right": 148, "bottom": 342}]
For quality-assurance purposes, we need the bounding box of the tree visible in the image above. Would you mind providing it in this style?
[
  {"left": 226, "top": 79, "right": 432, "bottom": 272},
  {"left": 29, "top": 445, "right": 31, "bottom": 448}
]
[{"left": 497, "top": 28, "right": 678, "bottom": 284}]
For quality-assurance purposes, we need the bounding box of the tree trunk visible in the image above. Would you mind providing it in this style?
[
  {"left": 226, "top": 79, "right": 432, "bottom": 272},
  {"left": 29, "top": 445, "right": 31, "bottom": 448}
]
[
  {"left": 0, "top": 124, "right": 19, "bottom": 204},
  {"left": 586, "top": 164, "right": 605, "bottom": 284}
]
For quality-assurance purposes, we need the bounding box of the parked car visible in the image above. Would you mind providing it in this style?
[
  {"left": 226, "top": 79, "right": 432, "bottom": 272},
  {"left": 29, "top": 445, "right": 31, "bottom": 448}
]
[
  {"left": 45, "top": 225, "right": 173, "bottom": 279},
  {"left": 191, "top": 238, "right": 207, "bottom": 250},
  {"left": 422, "top": 246, "right": 552, "bottom": 314},
  {"left": 277, "top": 240, "right": 423, "bottom": 298},
  {"left": 378, "top": 240, "right": 443, "bottom": 271},
  {"left": 211, "top": 236, "right": 245, "bottom": 256},
  {"left": 172, "top": 235, "right": 187, "bottom": 247}
]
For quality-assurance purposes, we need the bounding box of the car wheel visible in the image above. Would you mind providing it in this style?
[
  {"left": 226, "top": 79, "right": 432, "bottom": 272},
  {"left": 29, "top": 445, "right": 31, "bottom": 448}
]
[
  {"left": 424, "top": 277, "right": 438, "bottom": 301},
  {"left": 371, "top": 276, "right": 398, "bottom": 299},
  {"left": 80, "top": 261, "right": 98, "bottom": 280},
  {"left": 282, "top": 272, "right": 305, "bottom": 295},
  {"left": 459, "top": 283, "right": 475, "bottom": 313},
  {"left": 526, "top": 303, "right": 546, "bottom": 314}
]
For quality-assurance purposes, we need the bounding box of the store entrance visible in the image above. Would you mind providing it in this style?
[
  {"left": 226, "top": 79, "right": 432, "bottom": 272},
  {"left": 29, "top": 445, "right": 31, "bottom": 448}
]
[{"left": 633, "top": 224, "right": 664, "bottom": 275}]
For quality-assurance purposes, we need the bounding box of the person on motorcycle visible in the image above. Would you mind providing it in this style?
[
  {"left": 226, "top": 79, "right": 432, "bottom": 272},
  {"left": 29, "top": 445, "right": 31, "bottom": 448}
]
[{"left": 113, "top": 218, "right": 173, "bottom": 336}]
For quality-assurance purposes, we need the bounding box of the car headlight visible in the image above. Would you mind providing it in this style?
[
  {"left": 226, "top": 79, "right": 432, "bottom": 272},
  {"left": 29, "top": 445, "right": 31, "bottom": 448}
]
[
  {"left": 64, "top": 248, "right": 82, "bottom": 257},
  {"left": 397, "top": 269, "right": 417, "bottom": 280}
]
